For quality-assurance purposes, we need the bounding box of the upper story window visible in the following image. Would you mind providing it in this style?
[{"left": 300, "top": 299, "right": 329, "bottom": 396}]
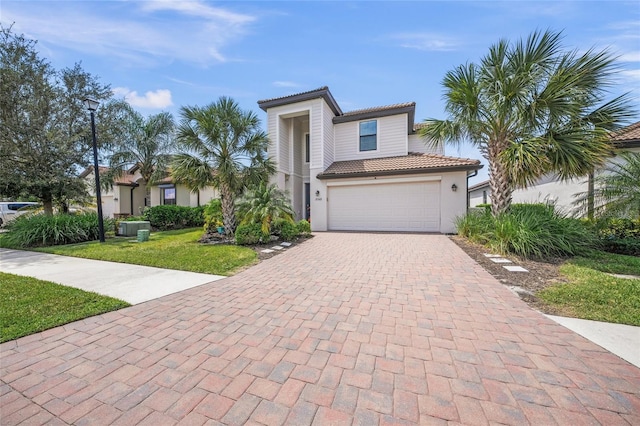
[
  {"left": 359, "top": 120, "right": 377, "bottom": 151},
  {"left": 305, "top": 133, "right": 310, "bottom": 163}
]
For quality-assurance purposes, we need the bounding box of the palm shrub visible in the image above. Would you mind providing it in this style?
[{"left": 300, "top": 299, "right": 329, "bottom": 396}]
[
  {"left": 3, "top": 213, "right": 114, "bottom": 248},
  {"left": 236, "top": 183, "right": 294, "bottom": 235}
]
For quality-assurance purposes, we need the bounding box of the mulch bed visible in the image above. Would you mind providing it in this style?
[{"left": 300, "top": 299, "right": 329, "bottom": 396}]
[
  {"left": 199, "top": 232, "right": 313, "bottom": 261},
  {"left": 450, "top": 235, "right": 569, "bottom": 314}
]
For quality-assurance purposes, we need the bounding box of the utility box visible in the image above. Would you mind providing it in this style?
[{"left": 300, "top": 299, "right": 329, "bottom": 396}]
[
  {"left": 118, "top": 221, "right": 151, "bottom": 237},
  {"left": 137, "top": 229, "right": 150, "bottom": 242}
]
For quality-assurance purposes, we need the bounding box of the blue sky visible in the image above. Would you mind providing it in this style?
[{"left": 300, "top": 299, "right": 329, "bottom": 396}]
[{"left": 3, "top": 1, "right": 639, "bottom": 184}]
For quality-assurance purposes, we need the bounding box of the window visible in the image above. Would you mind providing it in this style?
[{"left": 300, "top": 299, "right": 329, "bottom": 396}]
[
  {"left": 359, "top": 120, "right": 377, "bottom": 151},
  {"left": 305, "top": 133, "right": 310, "bottom": 163},
  {"left": 162, "top": 187, "right": 176, "bottom": 205},
  {"left": 482, "top": 190, "right": 487, "bottom": 204}
]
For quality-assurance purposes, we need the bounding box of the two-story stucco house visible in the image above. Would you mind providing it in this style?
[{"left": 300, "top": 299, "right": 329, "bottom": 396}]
[{"left": 258, "top": 87, "right": 482, "bottom": 234}]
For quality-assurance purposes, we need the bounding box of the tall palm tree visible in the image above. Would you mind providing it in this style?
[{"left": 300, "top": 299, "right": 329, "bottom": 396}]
[
  {"left": 171, "top": 97, "right": 274, "bottom": 236},
  {"left": 574, "top": 152, "right": 640, "bottom": 219},
  {"left": 420, "top": 30, "right": 635, "bottom": 216},
  {"left": 105, "top": 104, "right": 175, "bottom": 187}
]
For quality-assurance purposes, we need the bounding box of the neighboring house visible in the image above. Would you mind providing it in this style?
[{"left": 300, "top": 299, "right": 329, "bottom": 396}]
[
  {"left": 467, "top": 121, "right": 640, "bottom": 215},
  {"left": 148, "top": 177, "right": 218, "bottom": 209},
  {"left": 81, "top": 166, "right": 219, "bottom": 218},
  {"left": 468, "top": 180, "right": 491, "bottom": 208},
  {"left": 257, "top": 87, "right": 482, "bottom": 233},
  {"left": 80, "top": 165, "right": 147, "bottom": 218}
]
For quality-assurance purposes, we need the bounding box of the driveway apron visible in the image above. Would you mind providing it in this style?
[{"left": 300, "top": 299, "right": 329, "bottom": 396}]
[{"left": 1, "top": 233, "right": 639, "bottom": 425}]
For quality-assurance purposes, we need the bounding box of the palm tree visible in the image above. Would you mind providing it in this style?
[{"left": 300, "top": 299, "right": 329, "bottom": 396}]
[
  {"left": 171, "top": 97, "right": 274, "bottom": 236},
  {"left": 574, "top": 152, "right": 640, "bottom": 219},
  {"left": 105, "top": 104, "right": 175, "bottom": 188},
  {"left": 236, "top": 183, "right": 294, "bottom": 234},
  {"left": 420, "top": 30, "right": 635, "bottom": 216}
]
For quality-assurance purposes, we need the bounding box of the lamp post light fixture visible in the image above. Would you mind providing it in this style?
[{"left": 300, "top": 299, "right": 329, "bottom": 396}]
[{"left": 83, "top": 97, "right": 105, "bottom": 243}]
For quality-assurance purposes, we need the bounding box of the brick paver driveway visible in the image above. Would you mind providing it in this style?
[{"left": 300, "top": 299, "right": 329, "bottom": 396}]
[{"left": 2, "top": 233, "right": 639, "bottom": 425}]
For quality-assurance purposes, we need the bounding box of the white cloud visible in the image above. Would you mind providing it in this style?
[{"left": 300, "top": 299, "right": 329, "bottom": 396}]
[
  {"left": 2, "top": 1, "right": 256, "bottom": 66},
  {"left": 618, "top": 51, "right": 640, "bottom": 63},
  {"left": 389, "top": 33, "right": 459, "bottom": 52},
  {"left": 621, "top": 69, "right": 640, "bottom": 81},
  {"left": 113, "top": 87, "right": 173, "bottom": 109},
  {"left": 273, "top": 81, "right": 301, "bottom": 88}
]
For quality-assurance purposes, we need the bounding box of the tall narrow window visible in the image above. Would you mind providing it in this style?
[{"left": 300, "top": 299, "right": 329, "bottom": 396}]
[
  {"left": 163, "top": 187, "right": 176, "bottom": 205},
  {"left": 305, "top": 133, "right": 310, "bottom": 163},
  {"left": 359, "top": 120, "right": 377, "bottom": 151},
  {"left": 482, "top": 190, "right": 487, "bottom": 204}
]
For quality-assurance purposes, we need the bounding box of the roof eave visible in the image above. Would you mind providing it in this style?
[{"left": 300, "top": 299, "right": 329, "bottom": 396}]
[
  {"left": 257, "top": 87, "right": 342, "bottom": 116},
  {"left": 333, "top": 105, "right": 416, "bottom": 132},
  {"left": 317, "top": 163, "right": 483, "bottom": 180}
]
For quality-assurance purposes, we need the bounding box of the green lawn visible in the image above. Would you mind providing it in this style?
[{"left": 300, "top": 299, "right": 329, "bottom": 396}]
[
  {"left": 34, "top": 228, "right": 258, "bottom": 276},
  {"left": 538, "top": 251, "right": 640, "bottom": 326},
  {"left": 0, "top": 273, "right": 130, "bottom": 343}
]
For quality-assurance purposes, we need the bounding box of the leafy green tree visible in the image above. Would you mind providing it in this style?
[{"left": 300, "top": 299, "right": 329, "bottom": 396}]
[
  {"left": 420, "top": 30, "right": 635, "bottom": 216},
  {"left": 171, "top": 97, "right": 275, "bottom": 236},
  {"left": 104, "top": 104, "right": 175, "bottom": 189},
  {"left": 0, "top": 25, "right": 124, "bottom": 215},
  {"left": 574, "top": 152, "right": 640, "bottom": 219},
  {"left": 236, "top": 183, "right": 294, "bottom": 234}
]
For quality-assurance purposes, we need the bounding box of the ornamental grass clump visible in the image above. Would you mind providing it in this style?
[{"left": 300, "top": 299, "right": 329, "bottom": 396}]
[
  {"left": 456, "top": 203, "right": 596, "bottom": 258},
  {"left": 4, "top": 212, "right": 113, "bottom": 248}
]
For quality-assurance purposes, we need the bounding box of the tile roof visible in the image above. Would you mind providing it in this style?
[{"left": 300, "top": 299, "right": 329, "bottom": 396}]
[
  {"left": 611, "top": 121, "right": 640, "bottom": 144},
  {"left": 341, "top": 102, "right": 416, "bottom": 117},
  {"left": 468, "top": 180, "right": 490, "bottom": 191},
  {"left": 257, "top": 86, "right": 329, "bottom": 104},
  {"left": 317, "top": 153, "right": 482, "bottom": 179}
]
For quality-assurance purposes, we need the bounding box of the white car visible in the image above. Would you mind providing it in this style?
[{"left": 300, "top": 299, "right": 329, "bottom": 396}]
[{"left": 0, "top": 202, "right": 39, "bottom": 226}]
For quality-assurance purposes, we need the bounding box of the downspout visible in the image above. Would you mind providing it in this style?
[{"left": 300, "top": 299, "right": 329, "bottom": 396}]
[
  {"left": 466, "top": 170, "right": 479, "bottom": 210},
  {"left": 130, "top": 183, "right": 139, "bottom": 216}
]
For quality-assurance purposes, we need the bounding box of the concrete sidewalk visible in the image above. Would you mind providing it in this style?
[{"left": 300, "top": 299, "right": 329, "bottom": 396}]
[
  {"left": 548, "top": 314, "right": 640, "bottom": 368},
  {"left": 0, "top": 248, "right": 225, "bottom": 304}
]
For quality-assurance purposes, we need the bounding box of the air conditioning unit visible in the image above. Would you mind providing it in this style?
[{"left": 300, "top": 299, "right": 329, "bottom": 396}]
[{"left": 118, "top": 221, "right": 151, "bottom": 237}]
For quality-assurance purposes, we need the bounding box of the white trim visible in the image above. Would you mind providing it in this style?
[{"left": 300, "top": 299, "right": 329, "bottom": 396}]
[{"left": 326, "top": 175, "right": 442, "bottom": 187}]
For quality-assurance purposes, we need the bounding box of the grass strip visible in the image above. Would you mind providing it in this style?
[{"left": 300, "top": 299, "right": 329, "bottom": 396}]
[
  {"left": 0, "top": 272, "right": 130, "bottom": 343},
  {"left": 538, "top": 264, "right": 640, "bottom": 326},
  {"left": 34, "top": 228, "right": 257, "bottom": 276}
]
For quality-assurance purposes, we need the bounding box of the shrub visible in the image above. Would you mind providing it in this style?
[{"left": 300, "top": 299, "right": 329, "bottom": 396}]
[
  {"left": 203, "top": 199, "right": 224, "bottom": 234},
  {"left": 456, "top": 203, "right": 596, "bottom": 258},
  {"left": 235, "top": 223, "right": 269, "bottom": 245},
  {"left": 296, "top": 219, "right": 312, "bottom": 237},
  {"left": 4, "top": 213, "right": 114, "bottom": 248},
  {"left": 142, "top": 205, "right": 204, "bottom": 230},
  {"left": 274, "top": 219, "right": 299, "bottom": 241},
  {"left": 590, "top": 218, "right": 640, "bottom": 256}
]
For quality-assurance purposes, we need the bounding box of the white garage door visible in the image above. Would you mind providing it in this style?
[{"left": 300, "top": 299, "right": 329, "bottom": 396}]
[{"left": 328, "top": 181, "right": 440, "bottom": 232}]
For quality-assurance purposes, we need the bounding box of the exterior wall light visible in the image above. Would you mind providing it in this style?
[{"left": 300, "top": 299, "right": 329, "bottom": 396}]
[
  {"left": 315, "top": 190, "right": 320, "bottom": 196},
  {"left": 451, "top": 183, "right": 458, "bottom": 192}
]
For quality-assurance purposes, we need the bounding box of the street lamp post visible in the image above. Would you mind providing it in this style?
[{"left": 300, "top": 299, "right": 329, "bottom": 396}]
[{"left": 83, "top": 98, "right": 105, "bottom": 243}]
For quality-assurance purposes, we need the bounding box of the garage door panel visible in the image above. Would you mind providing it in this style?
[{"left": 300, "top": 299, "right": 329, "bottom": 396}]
[{"left": 328, "top": 181, "right": 440, "bottom": 232}]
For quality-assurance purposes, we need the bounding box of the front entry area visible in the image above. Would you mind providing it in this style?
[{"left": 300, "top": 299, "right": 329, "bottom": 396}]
[{"left": 327, "top": 180, "right": 441, "bottom": 232}]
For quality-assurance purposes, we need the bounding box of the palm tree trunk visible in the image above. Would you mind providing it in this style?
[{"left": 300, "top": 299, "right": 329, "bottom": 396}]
[
  {"left": 220, "top": 182, "right": 236, "bottom": 237},
  {"left": 488, "top": 142, "right": 512, "bottom": 216}
]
